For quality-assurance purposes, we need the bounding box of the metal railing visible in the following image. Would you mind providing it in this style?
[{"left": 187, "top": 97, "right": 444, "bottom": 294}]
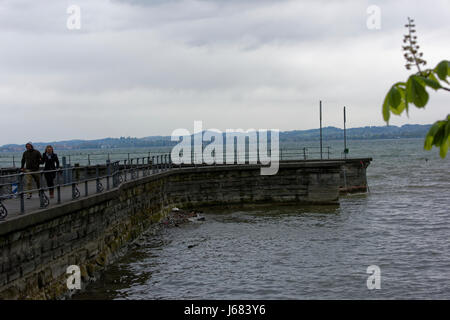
[
  {"left": 0, "top": 147, "right": 336, "bottom": 169},
  {"left": 0, "top": 150, "right": 175, "bottom": 168},
  {"left": 0, "top": 147, "right": 336, "bottom": 220},
  {"left": 0, "top": 153, "right": 175, "bottom": 220}
]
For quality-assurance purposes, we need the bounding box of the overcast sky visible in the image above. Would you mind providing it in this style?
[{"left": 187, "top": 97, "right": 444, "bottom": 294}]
[{"left": 0, "top": 0, "right": 449, "bottom": 145}]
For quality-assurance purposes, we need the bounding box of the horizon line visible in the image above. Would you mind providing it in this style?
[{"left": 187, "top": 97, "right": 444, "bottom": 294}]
[{"left": 0, "top": 123, "right": 432, "bottom": 147}]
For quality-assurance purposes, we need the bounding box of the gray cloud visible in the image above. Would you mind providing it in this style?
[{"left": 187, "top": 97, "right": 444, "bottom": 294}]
[{"left": 0, "top": 0, "right": 449, "bottom": 145}]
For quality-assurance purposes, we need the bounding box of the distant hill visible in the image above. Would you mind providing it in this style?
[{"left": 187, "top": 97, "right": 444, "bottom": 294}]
[
  {"left": 0, "top": 124, "right": 431, "bottom": 152},
  {"left": 280, "top": 124, "right": 431, "bottom": 142}
]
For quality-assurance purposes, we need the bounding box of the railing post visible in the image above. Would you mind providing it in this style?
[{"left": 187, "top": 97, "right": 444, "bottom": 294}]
[
  {"left": 130, "top": 159, "right": 135, "bottom": 179},
  {"left": 56, "top": 169, "right": 61, "bottom": 204},
  {"left": 39, "top": 171, "right": 46, "bottom": 208},
  {"left": 123, "top": 160, "right": 127, "bottom": 182},
  {"left": 106, "top": 160, "right": 111, "bottom": 190},
  {"left": 111, "top": 162, "right": 116, "bottom": 186},
  {"left": 19, "top": 172, "right": 25, "bottom": 214},
  {"left": 136, "top": 158, "right": 140, "bottom": 178},
  {"left": 115, "top": 162, "right": 118, "bottom": 186},
  {"left": 62, "top": 156, "right": 67, "bottom": 184},
  {"left": 84, "top": 166, "right": 88, "bottom": 197},
  {"left": 151, "top": 156, "right": 155, "bottom": 174},
  {"left": 13, "top": 155, "right": 15, "bottom": 168},
  {"left": 96, "top": 165, "right": 101, "bottom": 193},
  {"left": 117, "top": 161, "right": 121, "bottom": 186}
]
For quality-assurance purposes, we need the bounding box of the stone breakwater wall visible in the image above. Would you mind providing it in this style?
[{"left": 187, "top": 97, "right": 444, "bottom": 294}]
[{"left": 0, "top": 159, "right": 371, "bottom": 299}]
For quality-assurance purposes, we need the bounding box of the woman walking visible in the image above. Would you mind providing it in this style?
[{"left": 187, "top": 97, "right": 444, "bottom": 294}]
[{"left": 42, "top": 145, "right": 60, "bottom": 198}]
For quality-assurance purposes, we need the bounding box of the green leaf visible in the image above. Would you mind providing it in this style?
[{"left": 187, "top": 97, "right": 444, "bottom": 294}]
[
  {"left": 428, "top": 72, "right": 442, "bottom": 85},
  {"left": 434, "top": 60, "right": 450, "bottom": 83},
  {"left": 382, "top": 92, "right": 390, "bottom": 122},
  {"left": 424, "top": 122, "right": 440, "bottom": 150},
  {"left": 440, "top": 138, "right": 449, "bottom": 158},
  {"left": 390, "top": 86, "right": 406, "bottom": 115},
  {"left": 389, "top": 86, "right": 401, "bottom": 107},
  {"left": 442, "top": 117, "right": 450, "bottom": 158},
  {"left": 424, "top": 119, "right": 449, "bottom": 158},
  {"left": 389, "top": 85, "right": 400, "bottom": 106},
  {"left": 445, "top": 115, "right": 450, "bottom": 141},
  {"left": 406, "top": 75, "right": 429, "bottom": 107},
  {"left": 433, "top": 123, "right": 445, "bottom": 146},
  {"left": 418, "top": 75, "right": 441, "bottom": 90}
]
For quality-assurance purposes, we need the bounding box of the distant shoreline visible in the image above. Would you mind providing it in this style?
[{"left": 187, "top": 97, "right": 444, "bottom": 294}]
[{"left": 0, "top": 124, "right": 431, "bottom": 152}]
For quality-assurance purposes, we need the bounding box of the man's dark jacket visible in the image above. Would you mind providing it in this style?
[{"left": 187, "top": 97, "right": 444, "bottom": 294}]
[{"left": 21, "top": 149, "right": 42, "bottom": 171}]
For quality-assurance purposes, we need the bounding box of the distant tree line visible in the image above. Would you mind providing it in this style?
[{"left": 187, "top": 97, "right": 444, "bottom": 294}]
[{"left": 0, "top": 124, "right": 432, "bottom": 152}]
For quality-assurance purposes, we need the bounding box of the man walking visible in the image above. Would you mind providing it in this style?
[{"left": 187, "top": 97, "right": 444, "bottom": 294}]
[{"left": 20, "top": 142, "right": 42, "bottom": 199}]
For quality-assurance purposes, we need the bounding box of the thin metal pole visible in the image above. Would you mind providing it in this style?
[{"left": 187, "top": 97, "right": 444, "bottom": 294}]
[
  {"left": 320, "top": 100, "right": 323, "bottom": 160},
  {"left": 344, "top": 106, "right": 347, "bottom": 159}
]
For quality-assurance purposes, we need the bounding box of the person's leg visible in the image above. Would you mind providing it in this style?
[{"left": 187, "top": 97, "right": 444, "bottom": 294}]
[
  {"left": 32, "top": 173, "right": 41, "bottom": 190},
  {"left": 25, "top": 170, "right": 33, "bottom": 198},
  {"left": 45, "top": 173, "right": 55, "bottom": 198}
]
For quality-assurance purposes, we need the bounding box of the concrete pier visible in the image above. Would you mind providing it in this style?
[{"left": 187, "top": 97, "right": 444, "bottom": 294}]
[{"left": 0, "top": 158, "right": 371, "bottom": 299}]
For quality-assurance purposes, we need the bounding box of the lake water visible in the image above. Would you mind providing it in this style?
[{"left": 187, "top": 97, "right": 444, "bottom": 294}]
[{"left": 73, "top": 138, "right": 450, "bottom": 299}]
